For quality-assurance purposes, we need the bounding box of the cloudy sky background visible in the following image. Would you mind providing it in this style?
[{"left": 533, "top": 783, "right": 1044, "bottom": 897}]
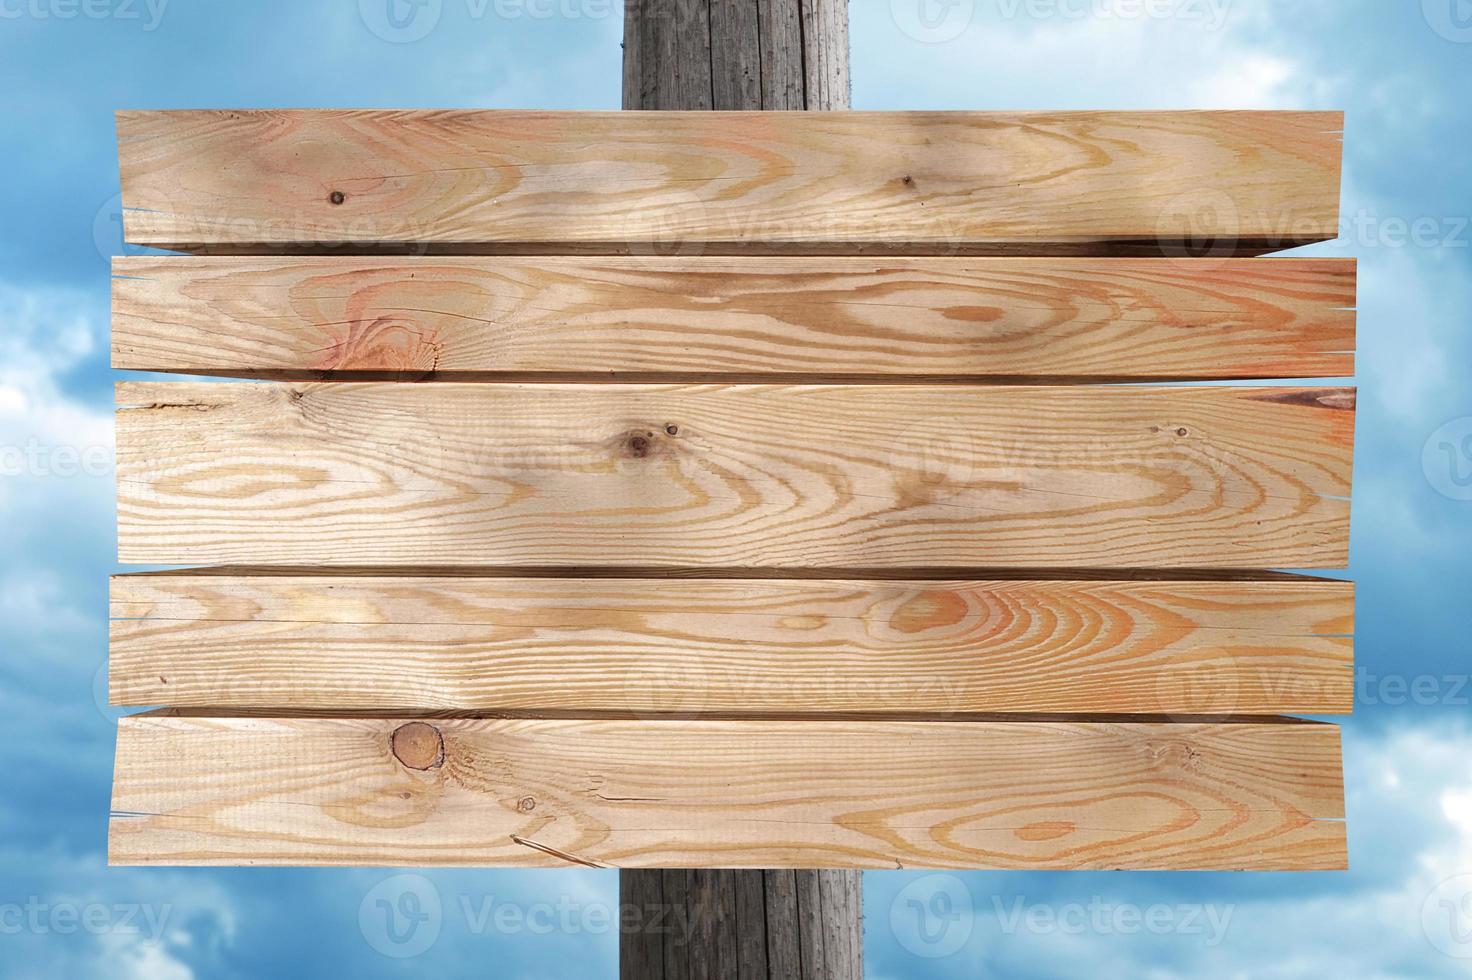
[{"left": 1, "top": 0, "right": 1470, "bottom": 976}]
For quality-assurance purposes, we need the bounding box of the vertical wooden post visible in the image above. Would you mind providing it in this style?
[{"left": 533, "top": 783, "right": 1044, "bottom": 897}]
[{"left": 619, "top": 2, "right": 859, "bottom": 977}]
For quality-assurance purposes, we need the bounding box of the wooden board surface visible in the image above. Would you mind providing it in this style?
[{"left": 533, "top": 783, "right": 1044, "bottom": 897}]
[
  {"left": 116, "top": 381, "right": 1354, "bottom": 568},
  {"left": 115, "top": 110, "right": 1343, "bottom": 254},
  {"left": 109, "top": 713, "right": 1346, "bottom": 870},
  {"left": 109, "top": 572, "right": 1354, "bottom": 715},
  {"left": 111, "top": 256, "right": 1356, "bottom": 381}
]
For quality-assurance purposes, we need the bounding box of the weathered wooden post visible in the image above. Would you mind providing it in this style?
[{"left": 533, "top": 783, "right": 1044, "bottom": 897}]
[{"left": 619, "top": 4, "right": 859, "bottom": 977}]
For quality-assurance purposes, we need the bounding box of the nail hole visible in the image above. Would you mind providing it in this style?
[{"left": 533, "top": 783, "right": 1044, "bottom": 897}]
[{"left": 329, "top": 191, "right": 346, "bottom": 205}]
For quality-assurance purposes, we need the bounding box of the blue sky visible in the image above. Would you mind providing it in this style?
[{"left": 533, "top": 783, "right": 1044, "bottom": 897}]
[{"left": 1, "top": 0, "right": 1470, "bottom": 976}]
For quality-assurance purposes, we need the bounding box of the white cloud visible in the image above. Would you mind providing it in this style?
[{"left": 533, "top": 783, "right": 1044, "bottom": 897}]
[
  {"left": 0, "top": 285, "right": 114, "bottom": 687},
  {"left": 0, "top": 284, "right": 110, "bottom": 455},
  {"left": 0, "top": 846, "right": 239, "bottom": 980},
  {"left": 854, "top": 2, "right": 1324, "bottom": 110}
]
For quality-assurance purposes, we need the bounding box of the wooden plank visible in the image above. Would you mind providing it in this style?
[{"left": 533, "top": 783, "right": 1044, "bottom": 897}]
[
  {"left": 110, "top": 256, "right": 1356, "bottom": 381},
  {"left": 108, "top": 714, "right": 1347, "bottom": 870},
  {"left": 800, "top": 0, "right": 848, "bottom": 110},
  {"left": 818, "top": 870, "right": 857, "bottom": 979},
  {"left": 756, "top": 0, "right": 804, "bottom": 110},
  {"left": 690, "top": 870, "right": 733, "bottom": 980},
  {"left": 109, "top": 573, "right": 1355, "bottom": 715},
  {"left": 709, "top": 0, "right": 761, "bottom": 110},
  {"left": 665, "top": 870, "right": 693, "bottom": 980},
  {"left": 622, "top": 870, "right": 667, "bottom": 980},
  {"left": 671, "top": 0, "right": 714, "bottom": 112},
  {"left": 115, "top": 381, "right": 1354, "bottom": 569},
  {"left": 794, "top": 871, "right": 824, "bottom": 975},
  {"left": 763, "top": 872, "right": 801, "bottom": 978},
  {"left": 115, "top": 110, "right": 1342, "bottom": 255},
  {"left": 732, "top": 871, "right": 769, "bottom": 980}
]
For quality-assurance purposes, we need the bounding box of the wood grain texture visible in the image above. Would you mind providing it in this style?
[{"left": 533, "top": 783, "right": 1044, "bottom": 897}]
[
  {"left": 110, "top": 256, "right": 1356, "bottom": 381},
  {"left": 756, "top": 0, "right": 805, "bottom": 110},
  {"left": 799, "top": 0, "right": 849, "bottom": 111},
  {"left": 115, "top": 110, "right": 1342, "bottom": 254},
  {"left": 621, "top": 869, "right": 667, "bottom": 980},
  {"left": 108, "top": 573, "right": 1355, "bottom": 714},
  {"left": 108, "top": 714, "right": 1347, "bottom": 870},
  {"left": 708, "top": 0, "right": 762, "bottom": 111},
  {"left": 115, "top": 381, "right": 1354, "bottom": 568}
]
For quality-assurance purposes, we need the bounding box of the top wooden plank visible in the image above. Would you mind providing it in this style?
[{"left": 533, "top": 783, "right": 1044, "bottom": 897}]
[{"left": 116, "top": 110, "right": 1343, "bottom": 255}]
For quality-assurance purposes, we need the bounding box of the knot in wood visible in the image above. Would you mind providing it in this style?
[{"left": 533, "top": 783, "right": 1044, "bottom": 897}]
[{"left": 391, "top": 722, "right": 444, "bottom": 770}]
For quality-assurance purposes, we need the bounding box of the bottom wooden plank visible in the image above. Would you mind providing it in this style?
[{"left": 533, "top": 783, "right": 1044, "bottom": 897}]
[{"left": 110, "top": 714, "right": 1346, "bottom": 870}]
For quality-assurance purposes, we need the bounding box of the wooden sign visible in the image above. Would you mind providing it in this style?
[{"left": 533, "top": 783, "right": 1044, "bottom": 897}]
[{"left": 108, "top": 110, "right": 1352, "bottom": 871}]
